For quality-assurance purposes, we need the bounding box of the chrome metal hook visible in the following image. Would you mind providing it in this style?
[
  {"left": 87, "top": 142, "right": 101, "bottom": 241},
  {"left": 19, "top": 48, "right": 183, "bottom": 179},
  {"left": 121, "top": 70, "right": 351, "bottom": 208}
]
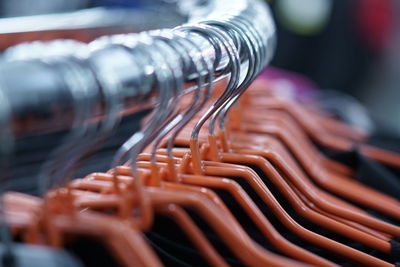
[
  {"left": 165, "top": 30, "right": 215, "bottom": 159},
  {"left": 38, "top": 56, "right": 97, "bottom": 194},
  {"left": 217, "top": 17, "right": 265, "bottom": 131},
  {"left": 174, "top": 24, "right": 241, "bottom": 141},
  {"left": 145, "top": 30, "right": 192, "bottom": 165},
  {"left": 53, "top": 57, "right": 103, "bottom": 187},
  {"left": 111, "top": 34, "right": 175, "bottom": 177},
  {"left": 202, "top": 19, "right": 257, "bottom": 135},
  {"left": 203, "top": 18, "right": 261, "bottom": 134}
]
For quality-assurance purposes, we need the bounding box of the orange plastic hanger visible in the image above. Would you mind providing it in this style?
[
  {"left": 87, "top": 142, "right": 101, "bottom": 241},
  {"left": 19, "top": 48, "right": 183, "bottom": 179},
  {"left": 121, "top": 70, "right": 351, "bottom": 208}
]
[
  {"left": 216, "top": 86, "right": 400, "bottom": 218},
  {"left": 70, "top": 168, "right": 306, "bottom": 267},
  {"left": 157, "top": 100, "right": 396, "bottom": 264},
  {"left": 228, "top": 92, "right": 400, "bottom": 220},
  {"left": 141, "top": 29, "right": 394, "bottom": 267},
  {"left": 179, "top": 19, "right": 400, "bottom": 264},
  {"left": 245, "top": 83, "right": 400, "bottom": 168},
  {"left": 2, "top": 43, "right": 165, "bottom": 267},
  {"left": 4, "top": 188, "right": 163, "bottom": 267},
  {"left": 71, "top": 28, "right": 309, "bottom": 267},
  {"left": 220, "top": 125, "right": 400, "bottom": 235},
  {"left": 247, "top": 79, "right": 368, "bottom": 142},
  {"left": 170, "top": 106, "right": 399, "bottom": 238},
  {"left": 167, "top": 96, "right": 398, "bottom": 243},
  {"left": 153, "top": 145, "right": 394, "bottom": 267}
]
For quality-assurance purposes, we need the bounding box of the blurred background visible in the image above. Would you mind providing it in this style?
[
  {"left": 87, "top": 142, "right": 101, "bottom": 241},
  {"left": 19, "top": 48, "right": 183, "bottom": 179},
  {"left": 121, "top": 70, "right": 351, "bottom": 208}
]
[
  {"left": 268, "top": 0, "right": 400, "bottom": 135},
  {"left": 1, "top": 0, "right": 399, "bottom": 133}
]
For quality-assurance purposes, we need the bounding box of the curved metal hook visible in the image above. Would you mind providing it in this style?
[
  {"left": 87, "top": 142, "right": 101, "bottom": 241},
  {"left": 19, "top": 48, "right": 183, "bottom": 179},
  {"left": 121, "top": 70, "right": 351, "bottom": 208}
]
[
  {"left": 203, "top": 19, "right": 257, "bottom": 135},
  {"left": 165, "top": 30, "right": 215, "bottom": 159},
  {"left": 54, "top": 57, "right": 103, "bottom": 187},
  {"left": 217, "top": 17, "right": 265, "bottom": 130},
  {"left": 175, "top": 24, "right": 241, "bottom": 141},
  {"left": 111, "top": 35, "right": 174, "bottom": 177},
  {"left": 203, "top": 19, "right": 261, "bottom": 134},
  {"left": 38, "top": 56, "right": 96, "bottom": 194},
  {"left": 145, "top": 30, "right": 187, "bottom": 166}
]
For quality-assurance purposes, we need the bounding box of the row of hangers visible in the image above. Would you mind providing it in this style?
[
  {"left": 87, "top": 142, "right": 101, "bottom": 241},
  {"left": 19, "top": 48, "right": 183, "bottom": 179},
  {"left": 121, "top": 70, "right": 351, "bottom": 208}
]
[{"left": 1, "top": 5, "right": 400, "bottom": 267}]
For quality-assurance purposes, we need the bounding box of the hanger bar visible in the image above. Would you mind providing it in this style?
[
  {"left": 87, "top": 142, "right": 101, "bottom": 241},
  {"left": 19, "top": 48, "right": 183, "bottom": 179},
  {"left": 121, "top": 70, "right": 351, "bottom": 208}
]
[
  {"left": 0, "top": 7, "right": 187, "bottom": 50},
  {"left": 0, "top": 0, "right": 275, "bottom": 138}
]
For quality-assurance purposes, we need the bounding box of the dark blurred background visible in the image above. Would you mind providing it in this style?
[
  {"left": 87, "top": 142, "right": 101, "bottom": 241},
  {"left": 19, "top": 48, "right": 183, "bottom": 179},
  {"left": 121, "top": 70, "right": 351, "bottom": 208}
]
[{"left": 267, "top": 0, "right": 400, "bottom": 134}]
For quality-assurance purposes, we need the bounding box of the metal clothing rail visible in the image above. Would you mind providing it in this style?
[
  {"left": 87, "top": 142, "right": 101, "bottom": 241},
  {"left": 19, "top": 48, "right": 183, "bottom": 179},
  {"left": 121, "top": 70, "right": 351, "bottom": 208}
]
[{"left": 0, "top": 0, "right": 276, "bottom": 138}]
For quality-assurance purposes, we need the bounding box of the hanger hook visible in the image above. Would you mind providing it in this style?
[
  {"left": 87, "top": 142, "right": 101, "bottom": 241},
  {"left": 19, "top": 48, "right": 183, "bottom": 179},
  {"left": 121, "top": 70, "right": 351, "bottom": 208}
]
[
  {"left": 203, "top": 19, "right": 260, "bottom": 143},
  {"left": 150, "top": 29, "right": 215, "bottom": 181},
  {"left": 38, "top": 56, "right": 97, "bottom": 195},
  {"left": 165, "top": 30, "right": 215, "bottom": 161},
  {"left": 146, "top": 30, "right": 186, "bottom": 172},
  {"left": 174, "top": 23, "right": 240, "bottom": 173},
  {"left": 106, "top": 34, "right": 175, "bottom": 228},
  {"left": 216, "top": 17, "right": 265, "bottom": 137}
]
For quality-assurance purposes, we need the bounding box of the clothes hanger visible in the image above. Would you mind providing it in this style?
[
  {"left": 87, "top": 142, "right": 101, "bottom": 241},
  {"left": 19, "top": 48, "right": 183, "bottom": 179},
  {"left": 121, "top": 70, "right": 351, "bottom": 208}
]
[
  {"left": 225, "top": 89, "right": 400, "bottom": 218},
  {"left": 173, "top": 16, "right": 382, "bottom": 230},
  {"left": 148, "top": 18, "right": 396, "bottom": 266},
  {"left": 213, "top": 16, "right": 400, "bottom": 219},
  {"left": 173, "top": 45, "right": 394, "bottom": 241},
  {"left": 230, "top": 107, "right": 400, "bottom": 219},
  {"left": 213, "top": 95, "right": 400, "bottom": 231},
  {"left": 43, "top": 27, "right": 300, "bottom": 264},
  {"left": 244, "top": 82, "right": 368, "bottom": 142},
  {"left": 123, "top": 30, "right": 229, "bottom": 266},
  {"left": 133, "top": 24, "right": 335, "bottom": 266},
  {"left": 72, "top": 27, "right": 310, "bottom": 267},
  {"left": 170, "top": 16, "right": 398, "bottom": 240},
  {"left": 243, "top": 81, "right": 400, "bottom": 168},
  {"left": 0, "top": 84, "right": 85, "bottom": 267},
  {"left": 184, "top": 15, "right": 390, "bottom": 232},
  {"left": 204, "top": 17, "right": 400, "bottom": 226},
  {"left": 0, "top": 81, "right": 16, "bottom": 266},
  {"left": 2, "top": 53, "right": 163, "bottom": 267}
]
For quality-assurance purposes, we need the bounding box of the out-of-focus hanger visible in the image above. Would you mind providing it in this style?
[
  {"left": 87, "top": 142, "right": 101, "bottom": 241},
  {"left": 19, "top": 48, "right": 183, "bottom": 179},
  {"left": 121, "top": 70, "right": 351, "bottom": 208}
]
[
  {"left": 219, "top": 94, "right": 398, "bottom": 232},
  {"left": 0, "top": 80, "right": 16, "bottom": 266},
  {"left": 233, "top": 82, "right": 398, "bottom": 196},
  {"left": 243, "top": 82, "right": 400, "bottom": 168},
  {"left": 231, "top": 106, "right": 400, "bottom": 219},
  {"left": 2, "top": 53, "right": 163, "bottom": 267},
  {"left": 244, "top": 82, "right": 368, "bottom": 142}
]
